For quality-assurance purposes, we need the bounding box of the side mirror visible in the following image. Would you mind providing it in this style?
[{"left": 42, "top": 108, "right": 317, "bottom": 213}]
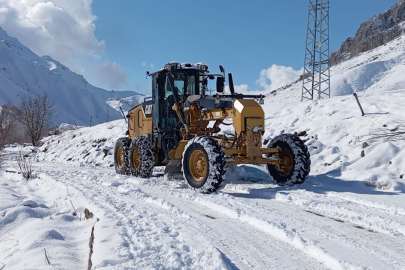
[{"left": 216, "top": 77, "right": 224, "bottom": 93}]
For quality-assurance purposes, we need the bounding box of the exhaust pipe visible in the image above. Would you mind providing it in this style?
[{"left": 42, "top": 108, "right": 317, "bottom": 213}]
[{"left": 228, "top": 73, "right": 235, "bottom": 95}]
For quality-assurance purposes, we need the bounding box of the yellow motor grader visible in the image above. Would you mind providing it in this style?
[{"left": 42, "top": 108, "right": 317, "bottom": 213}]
[{"left": 114, "top": 62, "right": 310, "bottom": 193}]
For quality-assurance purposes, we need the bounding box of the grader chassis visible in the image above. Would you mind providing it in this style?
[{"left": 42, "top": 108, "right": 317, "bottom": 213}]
[{"left": 114, "top": 62, "right": 310, "bottom": 193}]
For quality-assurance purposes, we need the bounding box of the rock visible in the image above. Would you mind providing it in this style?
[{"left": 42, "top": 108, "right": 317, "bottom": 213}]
[
  {"left": 84, "top": 209, "right": 94, "bottom": 219},
  {"left": 361, "top": 150, "right": 365, "bottom": 157},
  {"left": 94, "top": 138, "right": 107, "bottom": 143},
  {"left": 298, "top": 131, "right": 307, "bottom": 137},
  {"left": 362, "top": 142, "right": 369, "bottom": 149},
  {"left": 330, "top": 0, "right": 405, "bottom": 66}
]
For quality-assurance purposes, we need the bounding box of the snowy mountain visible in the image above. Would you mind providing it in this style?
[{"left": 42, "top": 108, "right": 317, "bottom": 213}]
[{"left": 0, "top": 27, "right": 143, "bottom": 126}]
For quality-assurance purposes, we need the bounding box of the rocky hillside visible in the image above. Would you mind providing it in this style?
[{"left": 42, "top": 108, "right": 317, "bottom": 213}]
[{"left": 330, "top": 0, "right": 405, "bottom": 66}]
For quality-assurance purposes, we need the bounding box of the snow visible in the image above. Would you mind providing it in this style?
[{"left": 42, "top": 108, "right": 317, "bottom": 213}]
[{"left": 1, "top": 28, "right": 405, "bottom": 270}]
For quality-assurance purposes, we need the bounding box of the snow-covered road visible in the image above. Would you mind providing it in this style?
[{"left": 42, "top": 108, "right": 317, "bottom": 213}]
[{"left": 2, "top": 158, "right": 404, "bottom": 270}]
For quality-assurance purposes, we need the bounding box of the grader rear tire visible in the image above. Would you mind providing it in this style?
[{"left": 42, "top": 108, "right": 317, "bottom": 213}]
[
  {"left": 182, "top": 136, "right": 226, "bottom": 194},
  {"left": 267, "top": 134, "right": 311, "bottom": 186},
  {"left": 114, "top": 137, "right": 131, "bottom": 175},
  {"left": 129, "top": 136, "right": 155, "bottom": 178}
]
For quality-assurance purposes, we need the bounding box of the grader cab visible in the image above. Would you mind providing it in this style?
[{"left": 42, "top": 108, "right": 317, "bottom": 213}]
[{"left": 114, "top": 62, "right": 310, "bottom": 193}]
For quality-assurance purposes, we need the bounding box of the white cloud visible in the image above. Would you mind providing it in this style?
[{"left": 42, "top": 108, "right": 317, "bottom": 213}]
[
  {"left": 223, "top": 65, "right": 303, "bottom": 95},
  {"left": 0, "top": 0, "right": 105, "bottom": 63},
  {"left": 142, "top": 61, "right": 146, "bottom": 66},
  {"left": 257, "top": 64, "right": 303, "bottom": 91},
  {"left": 150, "top": 63, "right": 154, "bottom": 68},
  {"left": 224, "top": 84, "right": 249, "bottom": 94},
  {"left": 93, "top": 61, "right": 129, "bottom": 90}
]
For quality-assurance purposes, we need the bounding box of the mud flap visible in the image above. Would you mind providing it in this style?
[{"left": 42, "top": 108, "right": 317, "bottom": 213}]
[{"left": 164, "top": 159, "right": 184, "bottom": 180}]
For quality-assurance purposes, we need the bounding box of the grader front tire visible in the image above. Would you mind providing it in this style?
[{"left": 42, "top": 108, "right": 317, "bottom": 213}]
[
  {"left": 182, "top": 137, "right": 226, "bottom": 194},
  {"left": 267, "top": 134, "right": 311, "bottom": 186}
]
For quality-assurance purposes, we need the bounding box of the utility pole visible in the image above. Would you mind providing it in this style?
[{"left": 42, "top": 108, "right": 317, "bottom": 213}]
[{"left": 302, "top": 0, "right": 330, "bottom": 101}]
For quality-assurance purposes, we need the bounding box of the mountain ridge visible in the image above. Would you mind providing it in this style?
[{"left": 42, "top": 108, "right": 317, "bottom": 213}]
[
  {"left": 0, "top": 26, "right": 143, "bottom": 126},
  {"left": 330, "top": 0, "right": 405, "bottom": 66}
]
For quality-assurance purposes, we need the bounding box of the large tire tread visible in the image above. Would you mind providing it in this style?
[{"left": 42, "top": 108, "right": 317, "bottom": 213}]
[
  {"left": 182, "top": 136, "right": 226, "bottom": 194},
  {"left": 114, "top": 137, "right": 131, "bottom": 175},
  {"left": 129, "top": 136, "right": 155, "bottom": 178},
  {"left": 267, "top": 134, "right": 311, "bottom": 186}
]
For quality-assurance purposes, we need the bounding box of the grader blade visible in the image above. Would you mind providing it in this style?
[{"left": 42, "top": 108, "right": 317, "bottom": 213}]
[{"left": 164, "top": 159, "right": 183, "bottom": 180}]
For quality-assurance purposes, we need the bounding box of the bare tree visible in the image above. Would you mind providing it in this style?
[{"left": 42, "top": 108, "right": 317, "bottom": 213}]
[
  {"left": 370, "top": 120, "right": 405, "bottom": 142},
  {"left": 15, "top": 93, "right": 55, "bottom": 146},
  {"left": 0, "top": 103, "right": 16, "bottom": 149}
]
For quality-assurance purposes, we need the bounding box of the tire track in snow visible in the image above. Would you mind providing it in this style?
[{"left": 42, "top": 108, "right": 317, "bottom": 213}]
[
  {"left": 34, "top": 162, "right": 405, "bottom": 270},
  {"left": 41, "top": 168, "right": 230, "bottom": 269},
  {"left": 272, "top": 189, "right": 405, "bottom": 237},
  {"left": 225, "top": 195, "right": 405, "bottom": 269},
  {"left": 136, "top": 185, "right": 361, "bottom": 270},
  {"left": 36, "top": 163, "right": 324, "bottom": 270},
  {"left": 128, "top": 178, "right": 405, "bottom": 270}
]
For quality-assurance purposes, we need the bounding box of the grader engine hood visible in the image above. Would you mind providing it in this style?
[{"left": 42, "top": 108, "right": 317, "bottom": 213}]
[{"left": 232, "top": 99, "right": 265, "bottom": 134}]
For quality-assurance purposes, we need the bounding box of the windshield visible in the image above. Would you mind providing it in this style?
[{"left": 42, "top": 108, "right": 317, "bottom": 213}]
[{"left": 166, "top": 72, "right": 197, "bottom": 98}]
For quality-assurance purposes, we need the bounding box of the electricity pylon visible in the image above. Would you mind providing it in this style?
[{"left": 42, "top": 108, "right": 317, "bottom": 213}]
[{"left": 302, "top": 0, "right": 330, "bottom": 101}]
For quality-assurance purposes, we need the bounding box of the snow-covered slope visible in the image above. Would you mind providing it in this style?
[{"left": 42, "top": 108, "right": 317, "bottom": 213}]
[
  {"left": 269, "top": 34, "right": 405, "bottom": 102},
  {"left": 0, "top": 27, "right": 143, "bottom": 126},
  {"left": 106, "top": 95, "right": 146, "bottom": 113}
]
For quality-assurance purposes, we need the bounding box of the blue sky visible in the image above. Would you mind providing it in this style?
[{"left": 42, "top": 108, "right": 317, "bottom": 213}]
[
  {"left": 90, "top": 0, "right": 399, "bottom": 94},
  {"left": 0, "top": 0, "right": 400, "bottom": 95}
]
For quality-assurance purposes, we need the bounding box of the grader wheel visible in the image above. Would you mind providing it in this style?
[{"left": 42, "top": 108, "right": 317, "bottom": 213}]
[
  {"left": 129, "top": 136, "right": 155, "bottom": 178},
  {"left": 188, "top": 150, "right": 208, "bottom": 182},
  {"left": 114, "top": 137, "right": 131, "bottom": 175},
  {"left": 267, "top": 134, "right": 311, "bottom": 186},
  {"left": 182, "top": 136, "right": 226, "bottom": 193},
  {"left": 278, "top": 148, "right": 294, "bottom": 176}
]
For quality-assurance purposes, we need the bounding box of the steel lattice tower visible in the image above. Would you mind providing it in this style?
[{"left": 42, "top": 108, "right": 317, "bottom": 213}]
[{"left": 301, "top": 0, "right": 330, "bottom": 101}]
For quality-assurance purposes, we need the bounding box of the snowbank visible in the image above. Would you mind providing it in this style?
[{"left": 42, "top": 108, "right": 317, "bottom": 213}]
[{"left": 35, "top": 120, "right": 128, "bottom": 168}]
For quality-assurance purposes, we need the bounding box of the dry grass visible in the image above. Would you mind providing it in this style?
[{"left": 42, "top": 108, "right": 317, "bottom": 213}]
[
  {"left": 16, "top": 150, "right": 32, "bottom": 180},
  {"left": 370, "top": 120, "right": 405, "bottom": 142}
]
